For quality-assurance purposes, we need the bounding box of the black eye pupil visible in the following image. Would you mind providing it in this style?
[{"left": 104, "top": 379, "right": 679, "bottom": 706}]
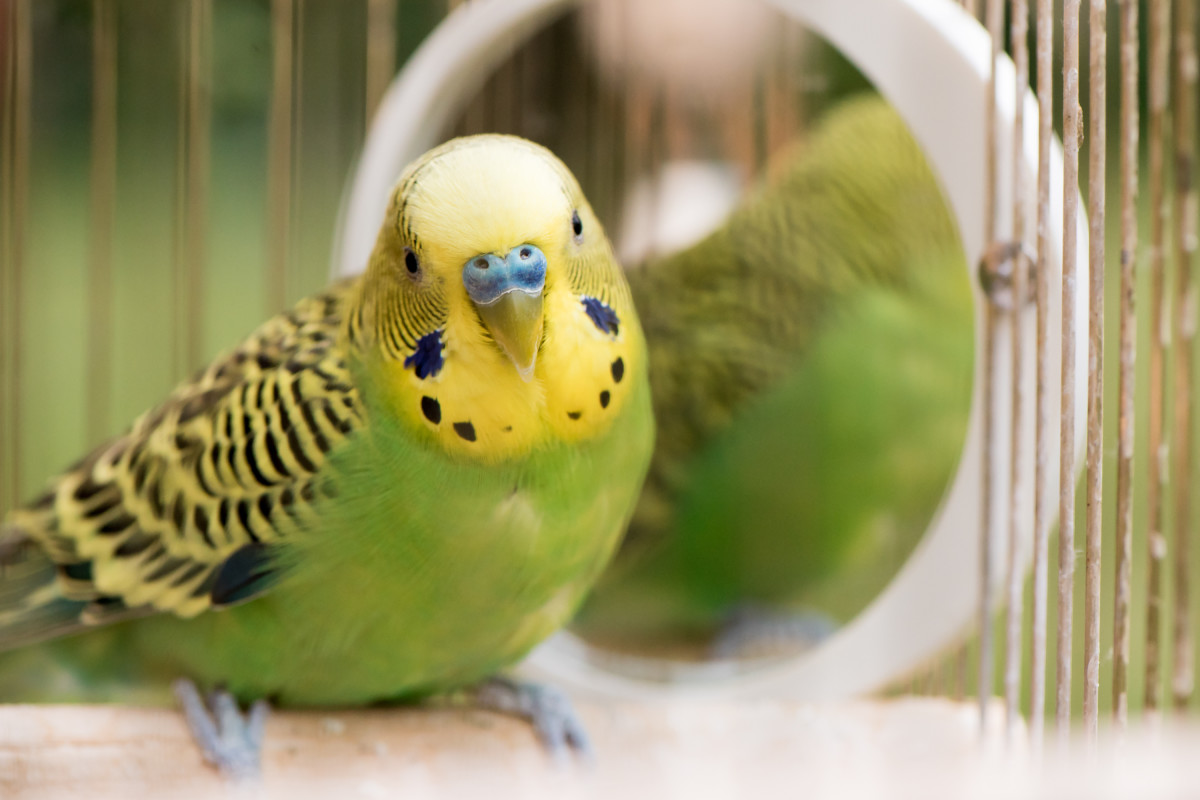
[
  {"left": 571, "top": 211, "right": 583, "bottom": 238},
  {"left": 405, "top": 249, "right": 419, "bottom": 274}
]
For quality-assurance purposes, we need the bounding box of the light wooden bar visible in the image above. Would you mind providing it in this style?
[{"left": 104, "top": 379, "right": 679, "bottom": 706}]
[
  {"left": 1057, "top": 0, "right": 1082, "bottom": 742},
  {"left": 4, "top": 699, "right": 1200, "bottom": 799},
  {"left": 365, "top": 0, "right": 397, "bottom": 126},
  {"left": 267, "top": 0, "right": 295, "bottom": 314},
  {"left": 1083, "top": 0, "right": 1108, "bottom": 745},
  {"left": 1112, "top": 0, "right": 1138, "bottom": 729},
  {"left": 1143, "top": 0, "right": 1171, "bottom": 718},
  {"left": 1004, "top": 0, "right": 1030, "bottom": 745},
  {"left": 175, "top": 0, "right": 211, "bottom": 377},
  {"left": 0, "top": 698, "right": 1008, "bottom": 800},
  {"left": 0, "top": 0, "right": 30, "bottom": 516},
  {"left": 1030, "top": 0, "right": 1054, "bottom": 752},
  {"left": 979, "top": 0, "right": 1004, "bottom": 737},
  {"left": 87, "top": 0, "right": 118, "bottom": 445},
  {"left": 1171, "top": 0, "right": 1197, "bottom": 712}
]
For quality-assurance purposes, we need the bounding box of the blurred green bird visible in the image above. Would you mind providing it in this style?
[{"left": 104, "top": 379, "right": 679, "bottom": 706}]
[{"left": 575, "top": 95, "right": 974, "bottom": 657}]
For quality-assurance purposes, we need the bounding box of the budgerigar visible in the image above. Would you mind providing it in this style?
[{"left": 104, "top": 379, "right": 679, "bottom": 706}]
[
  {"left": 0, "top": 135, "right": 653, "bottom": 770},
  {"left": 575, "top": 96, "right": 974, "bottom": 655}
]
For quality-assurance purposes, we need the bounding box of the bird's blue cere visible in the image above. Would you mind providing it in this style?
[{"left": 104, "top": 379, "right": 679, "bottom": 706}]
[{"left": 462, "top": 245, "right": 547, "bottom": 306}]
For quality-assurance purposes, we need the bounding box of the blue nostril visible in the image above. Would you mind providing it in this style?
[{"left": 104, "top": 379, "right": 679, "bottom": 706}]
[
  {"left": 462, "top": 245, "right": 545, "bottom": 305},
  {"left": 505, "top": 245, "right": 546, "bottom": 293}
]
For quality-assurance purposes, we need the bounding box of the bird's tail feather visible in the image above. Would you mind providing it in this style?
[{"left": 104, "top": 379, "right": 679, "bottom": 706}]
[{"left": 0, "top": 523, "right": 89, "bottom": 652}]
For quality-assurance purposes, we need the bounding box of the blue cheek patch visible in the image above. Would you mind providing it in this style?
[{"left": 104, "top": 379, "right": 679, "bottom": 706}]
[
  {"left": 404, "top": 329, "right": 445, "bottom": 379},
  {"left": 582, "top": 296, "right": 620, "bottom": 336}
]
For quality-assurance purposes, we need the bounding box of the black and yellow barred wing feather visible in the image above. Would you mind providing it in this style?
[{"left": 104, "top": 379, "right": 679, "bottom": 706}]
[{"left": 0, "top": 282, "right": 365, "bottom": 648}]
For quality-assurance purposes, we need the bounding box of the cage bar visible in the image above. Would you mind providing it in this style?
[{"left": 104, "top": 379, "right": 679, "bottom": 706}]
[
  {"left": 1004, "top": 0, "right": 1030, "bottom": 744},
  {"left": 86, "top": 0, "right": 118, "bottom": 446},
  {"left": 267, "top": 0, "right": 296, "bottom": 313},
  {"left": 365, "top": 0, "right": 397, "bottom": 125},
  {"left": 174, "top": 0, "right": 212, "bottom": 377},
  {"left": 1058, "top": 0, "right": 1082, "bottom": 741},
  {"left": 1082, "top": 0, "right": 1107, "bottom": 744},
  {"left": 1, "top": 2, "right": 12, "bottom": 515},
  {"left": 1030, "top": 0, "right": 1054, "bottom": 751},
  {"left": 1144, "top": 0, "right": 1172, "bottom": 718},
  {"left": 1113, "top": 0, "right": 1139, "bottom": 729},
  {"left": 1171, "top": 0, "right": 1197, "bottom": 713},
  {"left": 0, "top": 0, "right": 30, "bottom": 516},
  {"left": 979, "top": 0, "right": 1005, "bottom": 735}
]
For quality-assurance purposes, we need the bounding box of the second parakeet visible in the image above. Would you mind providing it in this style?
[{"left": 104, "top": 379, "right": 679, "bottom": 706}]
[
  {"left": 0, "top": 135, "right": 653, "bottom": 765},
  {"left": 575, "top": 96, "right": 974, "bottom": 654}
]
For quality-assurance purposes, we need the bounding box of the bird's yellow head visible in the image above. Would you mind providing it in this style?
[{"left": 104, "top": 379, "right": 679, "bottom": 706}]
[{"left": 347, "top": 135, "right": 642, "bottom": 461}]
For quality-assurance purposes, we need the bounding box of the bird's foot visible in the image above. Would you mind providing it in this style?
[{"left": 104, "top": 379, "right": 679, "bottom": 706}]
[
  {"left": 473, "top": 676, "right": 592, "bottom": 762},
  {"left": 709, "top": 603, "right": 838, "bottom": 660},
  {"left": 172, "top": 679, "right": 269, "bottom": 780}
]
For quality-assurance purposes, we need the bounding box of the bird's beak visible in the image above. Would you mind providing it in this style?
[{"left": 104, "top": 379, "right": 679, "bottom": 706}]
[{"left": 462, "top": 244, "right": 547, "bottom": 381}]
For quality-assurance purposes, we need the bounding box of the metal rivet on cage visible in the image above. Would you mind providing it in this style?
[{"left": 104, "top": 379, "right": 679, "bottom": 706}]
[{"left": 976, "top": 241, "right": 1038, "bottom": 312}]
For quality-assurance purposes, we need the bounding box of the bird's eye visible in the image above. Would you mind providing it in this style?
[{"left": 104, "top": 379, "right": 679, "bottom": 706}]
[
  {"left": 404, "top": 248, "right": 420, "bottom": 274},
  {"left": 571, "top": 210, "right": 583, "bottom": 240}
]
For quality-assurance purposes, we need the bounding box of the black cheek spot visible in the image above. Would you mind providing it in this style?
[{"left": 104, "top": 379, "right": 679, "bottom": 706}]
[
  {"left": 611, "top": 357, "right": 625, "bottom": 383},
  {"left": 567, "top": 411, "right": 582, "bottom": 420},
  {"left": 599, "top": 390, "right": 610, "bottom": 408},
  {"left": 453, "top": 421, "right": 477, "bottom": 442},
  {"left": 404, "top": 329, "right": 445, "bottom": 379},
  {"left": 421, "top": 396, "right": 441, "bottom": 424},
  {"left": 582, "top": 297, "right": 620, "bottom": 336}
]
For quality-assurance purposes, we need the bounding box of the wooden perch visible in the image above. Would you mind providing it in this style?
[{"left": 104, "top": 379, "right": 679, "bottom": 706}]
[
  {"left": 0, "top": 697, "right": 999, "bottom": 799},
  {"left": 1, "top": 697, "right": 1195, "bottom": 799}
]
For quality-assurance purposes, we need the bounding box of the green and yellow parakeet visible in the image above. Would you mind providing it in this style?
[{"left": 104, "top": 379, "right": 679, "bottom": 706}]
[
  {"left": 575, "top": 96, "right": 973, "bottom": 654},
  {"left": 0, "top": 135, "right": 653, "bottom": 766}
]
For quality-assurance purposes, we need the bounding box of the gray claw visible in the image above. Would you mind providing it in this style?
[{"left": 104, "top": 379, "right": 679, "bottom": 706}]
[
  {"left": 173, "top": 679, "right": 269, "bottom": 780},
  {"left": 474, "top": 676, "right": 593, "bottom": 762}
]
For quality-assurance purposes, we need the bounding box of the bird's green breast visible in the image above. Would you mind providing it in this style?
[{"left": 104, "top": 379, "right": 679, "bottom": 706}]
[{"left": 115, "top": 352, "right": 653, "bottom": 706}]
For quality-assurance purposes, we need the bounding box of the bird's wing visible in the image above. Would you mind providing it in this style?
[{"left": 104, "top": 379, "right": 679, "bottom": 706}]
[{"left": 0, "top": 282, "right": 366, "bottom": 649}]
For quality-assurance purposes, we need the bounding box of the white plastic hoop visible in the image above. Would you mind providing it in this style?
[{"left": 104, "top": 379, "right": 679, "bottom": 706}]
[{"left": 334, "top": 0, "right": 1089, "bottom": 701}]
